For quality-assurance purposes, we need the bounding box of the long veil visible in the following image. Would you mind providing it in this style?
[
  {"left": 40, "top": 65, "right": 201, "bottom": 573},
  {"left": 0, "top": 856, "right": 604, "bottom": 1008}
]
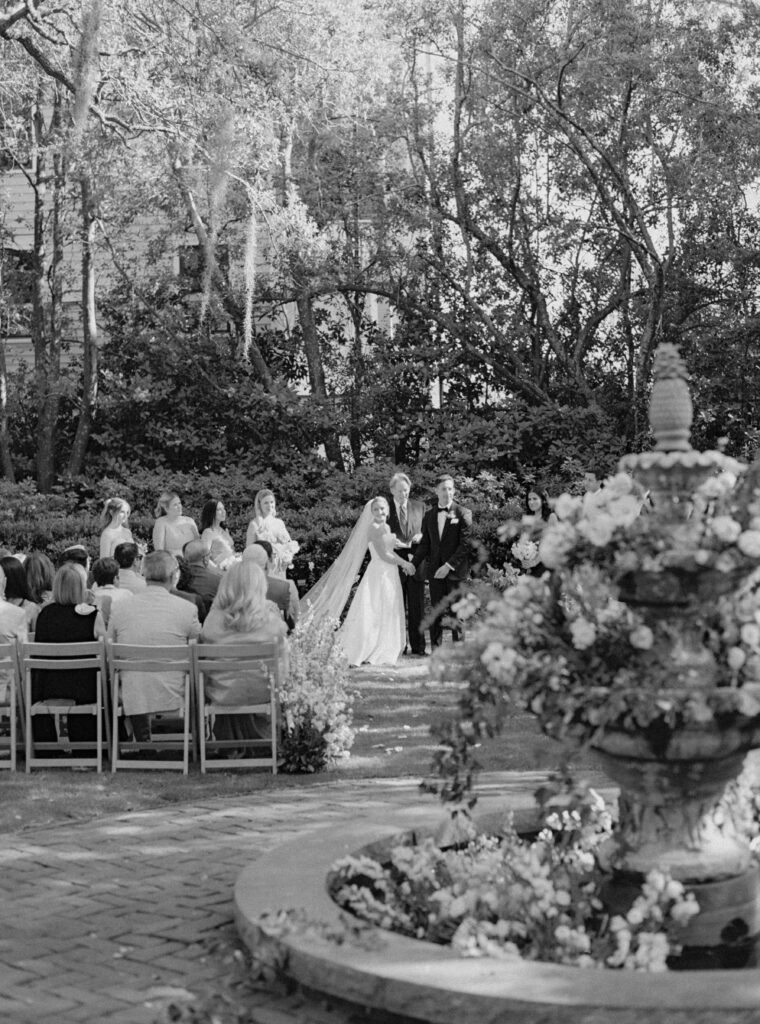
[{"left": 300, "top": 500, "right": 373, "bottom": 624}]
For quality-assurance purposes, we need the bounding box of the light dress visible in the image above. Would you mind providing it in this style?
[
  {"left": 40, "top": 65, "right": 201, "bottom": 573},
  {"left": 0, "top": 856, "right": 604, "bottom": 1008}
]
[
  {"left": 338, "top": 528, "right": 405, "bottom": 667},
  {"left": 100, "top": 525, "right": 134, "bottom": 559},
  {"left": 246, "top": 515, "right": 299, "bottom": 579},
  {"left": 152, "top": 516, "right": 200, "bottom": 557},
  {"left": 201, "top": 527, "right": 239, "bottom": 570}
]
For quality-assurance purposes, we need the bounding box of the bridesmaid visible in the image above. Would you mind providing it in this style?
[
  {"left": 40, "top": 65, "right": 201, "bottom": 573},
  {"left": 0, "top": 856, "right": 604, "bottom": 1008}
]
[
  {"left": 200, "top": 498, "right": 238, "bottom": 569},
  {"left": 152, "top": 491, "right": 200, "bottom": 557},
  {"left": 245, "top": 489, "right": 299, "bottom": 580},
  {"left": 100, "top": 497, "right": 134, "bottom": 558}
]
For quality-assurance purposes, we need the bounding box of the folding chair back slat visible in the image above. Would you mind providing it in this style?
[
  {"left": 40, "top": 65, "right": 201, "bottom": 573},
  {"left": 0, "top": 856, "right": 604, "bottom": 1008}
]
[
  {"left": 108, "top": 640, "right": 195, "bottom": 773},
  {"left": 193, "top": 638, "right": 283, "bottom": 773},
  {"left": 0, "top": 640, "right": 20, "bottom": 770},
  {"left": 22, "top": 638, "right": 108, "bottom": 772}
]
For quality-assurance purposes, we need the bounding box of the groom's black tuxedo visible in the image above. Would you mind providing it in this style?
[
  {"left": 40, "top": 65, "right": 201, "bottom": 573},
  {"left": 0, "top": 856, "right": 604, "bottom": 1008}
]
[
  {"left": 387, "top": 496, "right": 426, "bottom": 655},
  {"left": 414, "top": 501, "right": 472, "bottom": 647}
]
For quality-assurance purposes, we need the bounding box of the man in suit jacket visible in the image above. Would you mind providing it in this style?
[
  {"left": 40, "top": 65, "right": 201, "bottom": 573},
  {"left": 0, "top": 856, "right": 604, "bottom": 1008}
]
[
  {"left": 413, "top": 473, "right": 472, "bottom": 649},
  {"left": 182, "top": 539, "right": 222, "bottom": 617},
  {"left": 387, "top": 471, "right": 427, "bottom": 655},
  {"left": 108, "top": 550, "right": 201, "bottom": 742}
]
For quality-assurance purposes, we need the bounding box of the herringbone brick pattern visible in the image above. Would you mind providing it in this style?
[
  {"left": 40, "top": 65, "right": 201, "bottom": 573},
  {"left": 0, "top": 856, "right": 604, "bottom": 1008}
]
[{"left": 0, "top": 777, "right": 440, "bottom": 1023}]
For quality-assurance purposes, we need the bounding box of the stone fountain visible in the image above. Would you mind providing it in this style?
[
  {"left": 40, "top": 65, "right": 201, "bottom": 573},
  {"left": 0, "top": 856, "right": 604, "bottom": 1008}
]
[
  {"left": 234, "top": 344, "right": 760, "bottom": 1020},
  {"left": 594, "top": 345, "right": 760, "bottom": 953}
]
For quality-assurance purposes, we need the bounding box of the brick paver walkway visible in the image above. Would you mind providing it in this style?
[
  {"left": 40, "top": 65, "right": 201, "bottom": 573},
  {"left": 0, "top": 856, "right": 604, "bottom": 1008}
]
[{"left": 0, "top": 771, "right": 551, "bottom": 1023}]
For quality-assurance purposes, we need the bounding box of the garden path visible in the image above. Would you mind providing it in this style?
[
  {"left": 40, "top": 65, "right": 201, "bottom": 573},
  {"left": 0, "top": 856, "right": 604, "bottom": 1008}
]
[{"left": 0, "top": 771, "right": 552, "bottom": 1023}]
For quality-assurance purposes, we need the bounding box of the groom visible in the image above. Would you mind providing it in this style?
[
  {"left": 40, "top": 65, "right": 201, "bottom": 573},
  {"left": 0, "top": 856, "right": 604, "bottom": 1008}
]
[
  {"left": 387, "top": 471, "right": 427, "bottom": 656},
  {"left": 413, "top": 473, "right": 472, "bottom": 648}
]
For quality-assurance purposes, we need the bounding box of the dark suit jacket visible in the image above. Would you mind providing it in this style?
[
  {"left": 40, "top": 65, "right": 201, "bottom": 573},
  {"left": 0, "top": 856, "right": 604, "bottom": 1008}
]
[
  {"left": 387, "top": 496, "right": 426, "bottom": 581},
  {"left": 186, "top": 563, "right": 222, "bottom": 608},
  {"left": 387, "top": 497, "right": 425, "bottom": 547},
  {"left": 413, "top": 502, "right": 472, "bottom": 581}
]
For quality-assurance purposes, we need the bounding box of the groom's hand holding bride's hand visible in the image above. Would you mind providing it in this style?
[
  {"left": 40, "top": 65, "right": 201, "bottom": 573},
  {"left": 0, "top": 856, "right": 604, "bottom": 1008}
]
[{"left": 402, "top": 561, "right": 415, "bottom": 576}]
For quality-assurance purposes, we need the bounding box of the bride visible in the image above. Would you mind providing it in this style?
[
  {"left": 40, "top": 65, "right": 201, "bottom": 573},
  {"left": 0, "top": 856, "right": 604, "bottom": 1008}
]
[{"left": 301, "top": 496, "right": 414, "bottom": 666}]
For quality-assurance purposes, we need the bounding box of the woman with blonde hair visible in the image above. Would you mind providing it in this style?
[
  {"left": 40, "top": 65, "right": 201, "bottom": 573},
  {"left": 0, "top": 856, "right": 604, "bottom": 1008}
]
[
  {"left": 99, "top": 497, "right": 134, "bottom": 558},
  {"left": 201, "top": 561, "right": 286, "bottom": 752},
  {"left": 152, "top": 491, "right": 199, "bottom": 557},
  {"left": 245, "top": 488, "right": 298, "bottom": 579}
]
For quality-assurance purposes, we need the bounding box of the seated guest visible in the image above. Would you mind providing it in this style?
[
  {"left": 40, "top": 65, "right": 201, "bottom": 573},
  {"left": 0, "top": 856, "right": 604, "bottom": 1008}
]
[
  {"left": 242, "top": 541, "right": 299, "bottom": 632},
  {"left": 58, "top": 545, "right": 90, "bottom": 571},
  {"left": 107, "top": 551, "right": 201, "bottom": 742},
  {"left": 114, "top": 542, "right": 147, "bottom": 594},
  {"left": 91, "top": 557, "right": 133, "bottom": 627},
  {"left": 0, "top": 555, "right": 40, "bottom": 631},
  {"left": 99, "top": 497, "right": 134, "bottom": 558},
  {"left": 32, "top": 563, "right": 106, "bottom": 749},
  {"left": 182, "top": 539, "right": 222, "bottom": 617},
  {"left": 200, "top": 561, "right": 287, "bottom": 751},
  {"left": 25, "top": 551, "right": 55, "bottom": 605},
  {"left": 173, "top": 556, "right": 207, "bottom": 622},
  {"left": 152, "top": 491, "right": 199, "bottom": 557}
]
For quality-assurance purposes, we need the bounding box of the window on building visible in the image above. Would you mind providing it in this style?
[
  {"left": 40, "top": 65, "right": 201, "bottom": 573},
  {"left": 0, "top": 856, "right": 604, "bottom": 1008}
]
[{"left": 0, "top": 248, "right": 34, "bottom": 336}]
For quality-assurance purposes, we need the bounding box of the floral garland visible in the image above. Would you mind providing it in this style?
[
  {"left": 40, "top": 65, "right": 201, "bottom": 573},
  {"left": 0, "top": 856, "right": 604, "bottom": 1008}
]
[{"left": 329, "top": 790, "right": 699, "bottom": 971}]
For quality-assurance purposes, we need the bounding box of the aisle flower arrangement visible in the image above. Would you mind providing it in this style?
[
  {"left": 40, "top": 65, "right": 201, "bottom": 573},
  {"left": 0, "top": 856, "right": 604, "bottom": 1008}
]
[
  {"left": 279, "top": 615, "right": 355, "bottom": 772},
  {"left": 329, "top": 790, "right": 699, "bottom": 971}
]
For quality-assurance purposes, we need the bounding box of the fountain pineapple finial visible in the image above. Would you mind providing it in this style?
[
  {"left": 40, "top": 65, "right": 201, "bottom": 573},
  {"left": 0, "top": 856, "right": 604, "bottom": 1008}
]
[{"left": 649, "top": 344, "right": 693, "bottom": 452}]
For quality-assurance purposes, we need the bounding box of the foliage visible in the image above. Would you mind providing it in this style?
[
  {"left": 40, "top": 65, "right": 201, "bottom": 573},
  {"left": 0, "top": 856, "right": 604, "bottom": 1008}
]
[
  {"left": 328, "top": 789, "right": 699, "bottom": 970},
  {"left": 279, "top": 615, "right": 354, "bottom": 772}
]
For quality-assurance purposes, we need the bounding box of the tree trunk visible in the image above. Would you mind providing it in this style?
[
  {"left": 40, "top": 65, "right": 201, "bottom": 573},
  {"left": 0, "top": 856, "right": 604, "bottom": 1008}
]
[
  {"left": 66, "top": 175, "right": 98, "bottom": 477},
  {"left": 0, "top": 229, "right": 17, "bottom": 482},
  {"left": 35, "top": 92, "right": 65, "bottom": 492},
  {"left": 296, "top": 292, "right": 345, "bottom": 471}
]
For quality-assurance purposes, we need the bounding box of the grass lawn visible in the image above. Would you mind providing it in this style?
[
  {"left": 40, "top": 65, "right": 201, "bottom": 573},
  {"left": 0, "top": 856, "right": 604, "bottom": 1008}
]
[{"left": 0, "top": 652, "right": 604, "bottom": 834}]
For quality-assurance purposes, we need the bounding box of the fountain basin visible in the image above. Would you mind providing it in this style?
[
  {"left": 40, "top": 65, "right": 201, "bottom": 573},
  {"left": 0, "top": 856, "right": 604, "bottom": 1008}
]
[{"left": 234, "top": 796, "right": 760, "bottom": 1023}]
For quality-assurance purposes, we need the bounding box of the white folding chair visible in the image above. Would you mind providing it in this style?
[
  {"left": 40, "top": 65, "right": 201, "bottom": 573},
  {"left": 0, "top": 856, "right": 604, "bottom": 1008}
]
[
  {"left": 0, "top": 640, "right": 21, "bottom": 770},
  {"left": 22, "top": 639, "right": 109, "bottom": 772},
  {"left": 193, "top": 638, "right": 283, "bottom": 772},
  {"left": 108, "top": 640, "right": 195, "bottom": 773}
]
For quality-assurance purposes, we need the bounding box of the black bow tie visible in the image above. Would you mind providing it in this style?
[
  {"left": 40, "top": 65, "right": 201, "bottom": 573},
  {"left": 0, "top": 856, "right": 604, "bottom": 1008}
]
[{"left": 438, "top": 506, "right": 451, "bottom": 512}]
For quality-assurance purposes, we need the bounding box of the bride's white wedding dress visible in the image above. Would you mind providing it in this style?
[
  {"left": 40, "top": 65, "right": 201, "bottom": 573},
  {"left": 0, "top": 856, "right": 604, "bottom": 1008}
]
[{"left": 338, "top": 531, "right": 405, "bottom": 667}]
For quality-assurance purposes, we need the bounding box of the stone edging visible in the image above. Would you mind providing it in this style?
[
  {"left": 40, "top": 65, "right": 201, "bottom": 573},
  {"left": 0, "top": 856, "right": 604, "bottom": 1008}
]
[{"left": 234, "top": 797, "right": 760, "bottom": 1023}]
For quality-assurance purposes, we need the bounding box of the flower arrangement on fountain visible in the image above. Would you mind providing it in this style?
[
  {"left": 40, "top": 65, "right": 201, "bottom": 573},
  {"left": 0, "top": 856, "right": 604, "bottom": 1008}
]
[
  {"left": 444, "top": 465, "right": 760, "bottom": 765},
  {"left": 330, "top": 789, "right": 699, "bottom": 970}
]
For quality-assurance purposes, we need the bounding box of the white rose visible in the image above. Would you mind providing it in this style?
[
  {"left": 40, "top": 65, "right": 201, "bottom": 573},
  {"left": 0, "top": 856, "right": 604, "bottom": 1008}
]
[
  {"left": 741, "top": 623, "right": 760, "bottom": 648},
  {"left": 576, "top": 513, "right": 615, "bottom": 547},
  {"left": 626, "top": 906, "right": 644, "bottom": 926},
  {"left": 554, "top": 493, "right": 582, "bottom": 521},
  {"left": 570, "top": 618, "right": 597, "bottom": 650},
  {"left": 604, "top": 472, "right": 634, "bottom": 498},
  {"left": 738, "top": 530, "right": 760, "bottom": 558},
  {"left": 728, "top": 647, "right": 747, "bottom": 670},
  {"left": 710, "top": 516, "right": 742, "bottom": 544},
  {"left": 629, "top": 625, "right": 654, "bottom": 650},
  {"left": 606, "top": 494, "right": 641, "bottom": 528},
  {"left": 538, "top": 522, "right": 576, "bottom": 568}
]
